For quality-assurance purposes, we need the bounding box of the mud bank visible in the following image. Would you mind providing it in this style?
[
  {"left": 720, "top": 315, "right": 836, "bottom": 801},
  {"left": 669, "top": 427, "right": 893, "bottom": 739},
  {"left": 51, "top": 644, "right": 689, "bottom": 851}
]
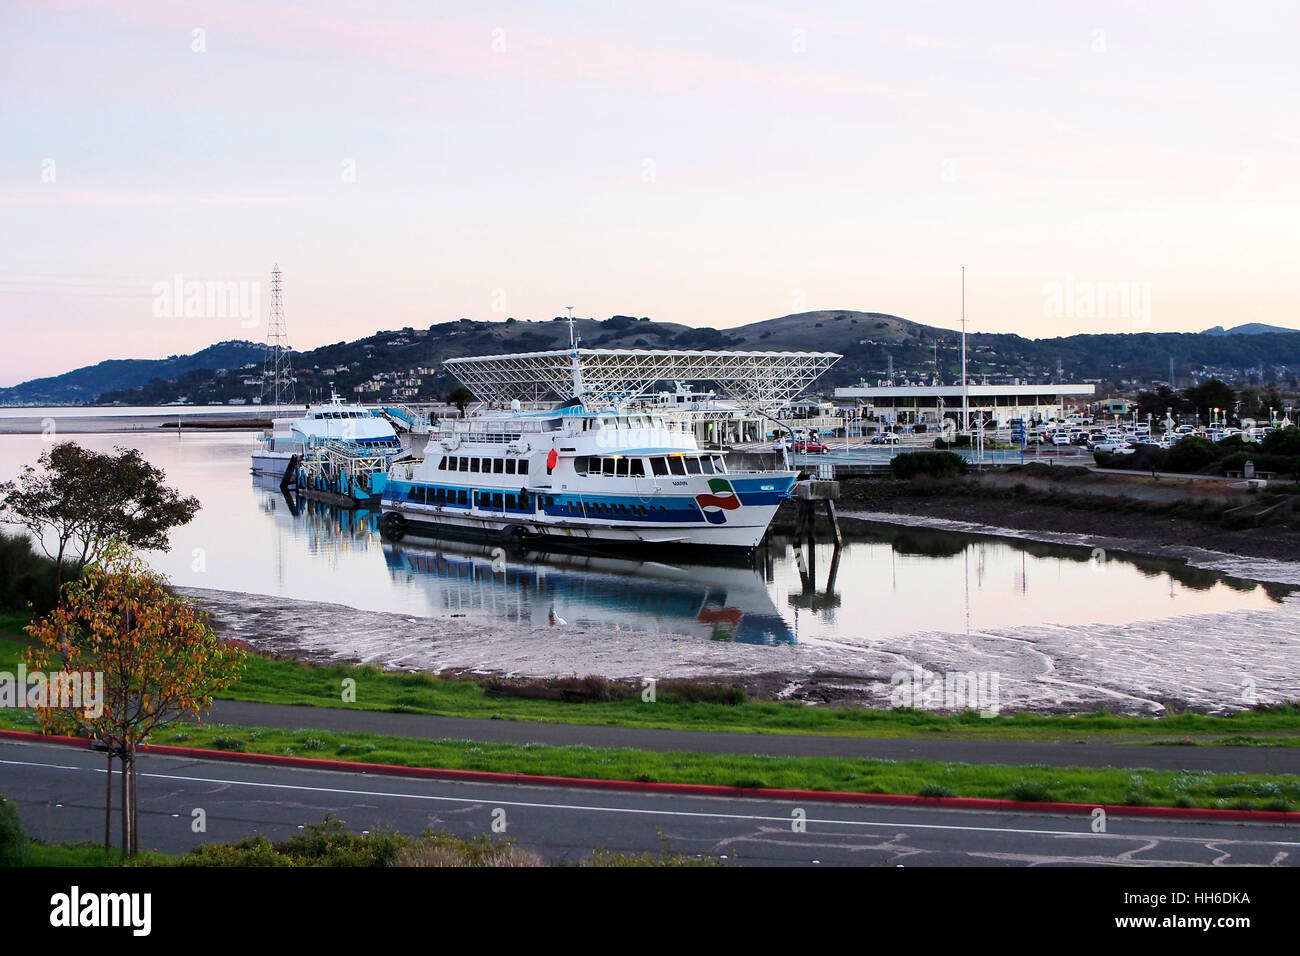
[
  {"left": 827, "top": 479, "right": 1300, "bottom": 573},
  {"left": 178, "top": 583, "right": 1300, "bottom": 717}
]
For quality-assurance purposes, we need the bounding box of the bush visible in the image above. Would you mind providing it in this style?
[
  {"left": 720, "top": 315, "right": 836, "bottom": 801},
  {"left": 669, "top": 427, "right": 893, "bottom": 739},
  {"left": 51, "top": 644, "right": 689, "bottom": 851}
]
[
  {"left": 1163, "top": 436, "right": 1220, "bottom": 473},
  {"left": 0, "top": 530, "right": 76, "bottom": 615},
  {"left": 933, "top": 434, "right": 971, "bottom": 449},
  {"left": 1261, "top": 426, "right": 1300, "bottom": 457},
  {"left": 891, "top": 451, "right": 968, "bottom": 480},
  {"left": 1006, "top": 781, "right": 1055, "bottom": 802},
  {"left": 1127, "top": 444, "right": 1166, "bottom": 471},
  {"left": 1218, "top": 451, "right": 1300, "bottom": 477},
  {"left": 180, "top": 835, "right": 292, "bottom": 867},
  {"left": 918, "top": 784, "right": 956, "bottom": 798},
  {"left": 0, "top": 795, "right": 27, "bottom": 866}
]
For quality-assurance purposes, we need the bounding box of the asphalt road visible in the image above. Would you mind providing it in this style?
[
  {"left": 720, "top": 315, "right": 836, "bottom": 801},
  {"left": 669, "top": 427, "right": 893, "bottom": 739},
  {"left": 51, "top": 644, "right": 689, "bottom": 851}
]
[
  {"left": 205, "top": 699, "right": 1300, "bottom": 774},
  {"left": 4, "top": 739, "right": 1296, "bottom": 866}
]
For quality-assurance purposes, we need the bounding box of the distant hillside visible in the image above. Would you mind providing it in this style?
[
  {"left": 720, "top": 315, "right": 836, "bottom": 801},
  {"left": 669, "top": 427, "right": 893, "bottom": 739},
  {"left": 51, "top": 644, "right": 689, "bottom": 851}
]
[
  {"left": 9, "top": 311, "right": 1300, "bottom": 406},
  {"left": 1202, "top": 323, "right": 1300, "bottom": 336},
  {"left": 0, "top": 340, "right": 265, "bottom": 405}
]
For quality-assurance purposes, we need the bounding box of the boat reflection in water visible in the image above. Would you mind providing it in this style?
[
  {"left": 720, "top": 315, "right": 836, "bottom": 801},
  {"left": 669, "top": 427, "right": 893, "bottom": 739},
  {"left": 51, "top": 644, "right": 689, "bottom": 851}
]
[{"left": 382, "top": 537, "right": 796, "bottom": 645}]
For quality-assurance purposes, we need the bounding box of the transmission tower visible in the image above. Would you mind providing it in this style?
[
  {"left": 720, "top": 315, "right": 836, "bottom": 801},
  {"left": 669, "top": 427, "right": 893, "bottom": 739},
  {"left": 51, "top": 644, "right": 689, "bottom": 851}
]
[{"left": 260, "top": 265, "right": 295, "bottom": 406}]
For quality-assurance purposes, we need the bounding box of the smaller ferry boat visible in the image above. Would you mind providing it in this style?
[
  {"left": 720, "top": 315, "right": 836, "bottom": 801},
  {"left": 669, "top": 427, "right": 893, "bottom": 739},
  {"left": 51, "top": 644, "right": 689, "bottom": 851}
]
[{"left": 251, "top": 389, "right": 403, "bottom": 479}]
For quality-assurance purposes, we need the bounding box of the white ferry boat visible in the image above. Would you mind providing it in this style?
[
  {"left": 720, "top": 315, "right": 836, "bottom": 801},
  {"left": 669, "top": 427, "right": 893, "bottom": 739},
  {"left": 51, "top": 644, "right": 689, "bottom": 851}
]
[
  {"left": 251, "top": 390, "right": 403, "bottom": 479},
  {"left": 380, "top": 349, "right": 798, "bottom": 550},
  {"left": 381, "top": 404, "right": 795, "bottom": 550}
]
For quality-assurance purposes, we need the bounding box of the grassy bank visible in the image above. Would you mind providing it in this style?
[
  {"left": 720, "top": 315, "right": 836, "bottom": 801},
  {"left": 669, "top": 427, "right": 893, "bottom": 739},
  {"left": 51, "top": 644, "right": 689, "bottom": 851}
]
[
  {"left": 8, "top": 815, "right": 705, "bottom": 867},
  {"left": 2, "top": 631, "right": 1298, "bottom": 744},
  {"left": 2, "top": 707, "right": 1296, "bottom": 812}
]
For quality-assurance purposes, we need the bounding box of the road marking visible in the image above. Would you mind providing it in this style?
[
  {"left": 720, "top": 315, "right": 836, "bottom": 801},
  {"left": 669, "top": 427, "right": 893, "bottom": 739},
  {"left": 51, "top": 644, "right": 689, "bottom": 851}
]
[{"left": 4, "top": 754, "right": 1298, "bottom": 848}]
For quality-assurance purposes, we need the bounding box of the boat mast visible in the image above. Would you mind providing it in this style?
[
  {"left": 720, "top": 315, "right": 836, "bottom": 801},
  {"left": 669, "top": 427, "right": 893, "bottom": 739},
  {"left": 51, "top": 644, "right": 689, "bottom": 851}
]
[
  {"left": 566, "top": 305, "right": 586, "bottom": 403},
  {"left": 961, "top": 266, "right": 969, "bottom": 434}
]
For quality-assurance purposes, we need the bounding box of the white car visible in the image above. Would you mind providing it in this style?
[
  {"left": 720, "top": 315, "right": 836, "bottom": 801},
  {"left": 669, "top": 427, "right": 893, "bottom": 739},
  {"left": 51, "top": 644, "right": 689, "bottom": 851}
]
[{"left": 1051, "top": 433, "right": 1073, "bottom": 446}]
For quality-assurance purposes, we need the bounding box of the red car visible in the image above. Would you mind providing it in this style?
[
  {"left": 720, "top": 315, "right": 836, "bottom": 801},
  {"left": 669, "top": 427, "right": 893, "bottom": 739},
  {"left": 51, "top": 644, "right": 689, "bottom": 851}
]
[{"left": 791, "top": 441, "right": 830, "bottom": 454}]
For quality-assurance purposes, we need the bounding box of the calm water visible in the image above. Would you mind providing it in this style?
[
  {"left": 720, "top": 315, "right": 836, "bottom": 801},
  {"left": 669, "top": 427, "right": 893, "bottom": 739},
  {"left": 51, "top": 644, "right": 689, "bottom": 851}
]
[{"left": 0, "top": 431, "right": 1287, "bottom": 644}]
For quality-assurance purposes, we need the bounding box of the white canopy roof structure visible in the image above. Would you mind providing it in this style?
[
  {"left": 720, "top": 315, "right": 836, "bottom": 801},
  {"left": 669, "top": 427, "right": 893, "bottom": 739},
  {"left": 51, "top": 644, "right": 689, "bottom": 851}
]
[{"left": 444, "top": 348, "right": 841, "bottom": 408}]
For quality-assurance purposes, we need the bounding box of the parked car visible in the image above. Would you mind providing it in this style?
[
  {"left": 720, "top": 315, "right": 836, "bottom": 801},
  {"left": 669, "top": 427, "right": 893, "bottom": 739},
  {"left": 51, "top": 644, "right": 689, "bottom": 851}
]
[{"left": 1051, "top": 433, "right": 1073, "bottom": 446}]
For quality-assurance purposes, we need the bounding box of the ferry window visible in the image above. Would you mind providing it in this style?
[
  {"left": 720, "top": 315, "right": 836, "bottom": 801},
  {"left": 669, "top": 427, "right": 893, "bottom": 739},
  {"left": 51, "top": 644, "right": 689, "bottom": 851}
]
[
  {"left": 505, "top": 494, "right": 516, "bottom": 510},
  {"left": 651, "top": 457, "right": 668, "bottom": 476},
  {"left": 616, "top": 458, "right": 629, "bottom": 477},
  {"left": 406, "top": 486, "right": 422, "bottom": 502},
  {"left": 470, "top": 458, "right": 480, "bottom": 473},
  {"left": 712, "top": 455, "right": 726, "bottom": 473},
  {"left": 685, "top": 456, "right": 702, "bottom": 474},
  {"left": 668, "top": 456, "right": 686, "bottom": 476},
  {"left": 505, "top": 459, "right": 516, "bottom": 475},
  {"left": 602, "top": 458, "right": 616, "bottom": 477},
  {"left": 619, "top": 504, "right": 628, "bottom": 515},
  {"left": 493, "top": 459, "right": 504, "bottom": 474},
  {"left": 572, "top": 457, "right": 587, "bottom": 475},
  {"left": 493, "top": 493, "right": 503, "bottom": 509},
  {"left": 458, "top": 490, "right": 467, "bottom": 505},
  {"left": 700, "top": 456, "right": 714, "bottom": 475},
  {"left": 519, "top": 460, "right": 528, "bottom": 475},
  {"left": 630, "top": 458, "right": 645, "bottom": 477},
  {"left": 435, "top": 456, "right": 446, "bottom": 470}
]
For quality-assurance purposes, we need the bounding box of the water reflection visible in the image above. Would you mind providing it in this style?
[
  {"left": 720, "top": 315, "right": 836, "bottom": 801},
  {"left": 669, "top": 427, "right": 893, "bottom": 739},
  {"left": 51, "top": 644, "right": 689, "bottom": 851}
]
[{"left": 383, "top": 537, "right": 796, "bottom": 645}]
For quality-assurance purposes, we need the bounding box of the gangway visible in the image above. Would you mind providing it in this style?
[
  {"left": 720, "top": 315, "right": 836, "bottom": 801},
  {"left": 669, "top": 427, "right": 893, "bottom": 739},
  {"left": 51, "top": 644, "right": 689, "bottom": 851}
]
[{"left": 378, "top": 404, "right": 432, "bottom": 435}]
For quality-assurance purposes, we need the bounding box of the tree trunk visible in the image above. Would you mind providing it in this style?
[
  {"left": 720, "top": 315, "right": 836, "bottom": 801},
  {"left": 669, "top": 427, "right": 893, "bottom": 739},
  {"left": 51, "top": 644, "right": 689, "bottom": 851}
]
[
  {"left": 104, "top": 749, "right": 113, "bottom": 852},
  {"left": 119, "top": 751, "right": 130, "bottom": 857},
  {"left": 130, "top": 756, "right": 139, "bottom": 855}
]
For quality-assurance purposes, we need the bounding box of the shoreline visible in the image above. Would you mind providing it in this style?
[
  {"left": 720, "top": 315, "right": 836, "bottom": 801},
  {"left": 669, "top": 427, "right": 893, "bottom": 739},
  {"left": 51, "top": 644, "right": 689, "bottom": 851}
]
[{"left": 834, "top": 509, "right": 1300, "bottom": 587}]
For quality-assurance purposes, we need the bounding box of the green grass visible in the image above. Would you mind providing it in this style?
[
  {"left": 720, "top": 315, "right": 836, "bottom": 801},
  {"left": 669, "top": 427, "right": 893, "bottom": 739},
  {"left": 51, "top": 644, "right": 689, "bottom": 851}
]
[
  {"left": 7, "top": 713, "right": 1294, "bottom": 812},
  {"left": 3, "top": 628, "right": 1299, "bottom": 745}
]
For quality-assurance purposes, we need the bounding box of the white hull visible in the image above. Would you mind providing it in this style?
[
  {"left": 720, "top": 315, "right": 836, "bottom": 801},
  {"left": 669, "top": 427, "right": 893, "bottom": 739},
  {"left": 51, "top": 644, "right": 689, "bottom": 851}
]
[
  {"left": 251, "top": 451, "right": 296, "bottom": 478},
  {"left": 385, "top": 502, "right": 781, "bottom": 550}
]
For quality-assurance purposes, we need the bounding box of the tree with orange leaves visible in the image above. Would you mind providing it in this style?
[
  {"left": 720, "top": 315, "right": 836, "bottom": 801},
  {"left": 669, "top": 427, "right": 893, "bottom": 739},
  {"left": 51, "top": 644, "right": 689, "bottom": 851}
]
[{"left": 25, "top": 540, "right": 245, "bottom": 855}]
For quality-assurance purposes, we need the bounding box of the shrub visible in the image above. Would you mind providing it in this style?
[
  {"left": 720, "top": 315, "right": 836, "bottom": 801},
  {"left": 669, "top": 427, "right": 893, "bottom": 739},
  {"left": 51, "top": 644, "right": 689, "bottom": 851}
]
[
  {"left": 0, "top": 530, "right": 76, "bottom": 615},
  {"left": 0, "top": 795, "right": 28, "bottom": 866},
  {"left": 1218, "top": 451, "right": 1300, "bottom": 477},
  {"left": 1163, "top": 436, "right": 1220, "bottom": 473},
  {"left": 180, "top": 835, "right": 291, "bottom": 867},
  {"left": 210, "top": 736, "right": 247, "bottom": 752},
  {"left": 1126, "top": 444, "right": 1166, "bottom": 471},
  {"left": 918, "top": 784, "right": 956, "bottom": 798},
  {"left": 891, "top": 450, "right": 968, "bottom": 480},
  {"left": 1006, "top": 781, "right": 1055, "bottom": 802},
  {"left": 933, "top": 435, "right": 971, "bottom": 449},
  {"left": 1260, "top": 426, "right": 1300, "bottom": 457}
]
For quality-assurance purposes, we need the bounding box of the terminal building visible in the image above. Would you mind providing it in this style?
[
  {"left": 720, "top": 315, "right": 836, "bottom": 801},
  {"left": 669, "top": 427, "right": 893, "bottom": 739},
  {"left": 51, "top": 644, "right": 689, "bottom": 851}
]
[{"left": 832, "top": 383, "right": 1097, "bottom": 430}]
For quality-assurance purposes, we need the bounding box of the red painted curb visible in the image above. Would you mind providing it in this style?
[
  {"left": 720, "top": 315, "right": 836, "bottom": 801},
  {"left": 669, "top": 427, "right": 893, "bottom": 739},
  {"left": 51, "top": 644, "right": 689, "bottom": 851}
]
[{"left": 1, "top": 728, "right": 1293, "bottom": 824}]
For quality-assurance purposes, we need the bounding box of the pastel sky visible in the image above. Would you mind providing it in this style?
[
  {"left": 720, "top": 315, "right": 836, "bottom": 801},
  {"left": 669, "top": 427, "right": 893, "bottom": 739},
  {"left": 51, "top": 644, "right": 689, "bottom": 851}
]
[{"left": 2, "top": 0, "right": 1297, "bottom": 386}]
